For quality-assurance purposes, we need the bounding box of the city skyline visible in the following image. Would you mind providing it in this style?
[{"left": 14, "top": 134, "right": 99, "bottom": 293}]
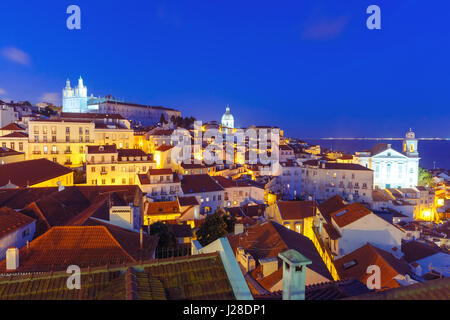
[{"left": 0, "top": 1, "right": 449, "bottom": 138}]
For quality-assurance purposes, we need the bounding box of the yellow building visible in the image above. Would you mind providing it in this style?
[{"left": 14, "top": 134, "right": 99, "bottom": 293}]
[
  {"left": 0, "top": 147, "right": 25, "bottom": 165},
  {"left": 265, "top": 200, "right": 317, "bottom": 241},
  {"left": 86, "top": 145, "right": 155, "bottom": 186},
  {"left": 142, "top": 200, "right": 182, "bottom": 226}
]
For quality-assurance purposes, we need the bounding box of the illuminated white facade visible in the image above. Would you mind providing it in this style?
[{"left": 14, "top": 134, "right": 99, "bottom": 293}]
[
  {"left": 62, "top": 77, "right": 88, "bottom": 113},
  {"left": 356, "top": 130, "right": 420, "bottom": 189},
  {"left": 221, "top": 105, "right": 234, "bottom": 129}
]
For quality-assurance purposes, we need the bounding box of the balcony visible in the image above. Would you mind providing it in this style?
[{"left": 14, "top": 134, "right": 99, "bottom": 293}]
[
  {"left": 64, "top": 161, "right": 72, "bottom": 165},
  {"left": 51, "top": 151, "right": 59, "bottom": 155},
  {"left": 100, "top": 171, "right": 108, "bottom": 175},
  {"left": 32, "top": 151, "right": 41, "bottom": 155},
  {"left": 64, "top": 150, "right": 72, "bottom": 154}
]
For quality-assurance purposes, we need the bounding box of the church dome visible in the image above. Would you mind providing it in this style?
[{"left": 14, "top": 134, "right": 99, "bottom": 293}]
[{"left": 221, "top": 105, "right": 234, "bottom": 129}]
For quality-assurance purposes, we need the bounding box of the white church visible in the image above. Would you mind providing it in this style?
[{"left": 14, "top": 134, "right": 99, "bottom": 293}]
[
  {"left": 356, "top": 130, "right": 420, "bottom": 189},
  {"left": 62, "top": 77, "right": 89, "bottom": 113}
]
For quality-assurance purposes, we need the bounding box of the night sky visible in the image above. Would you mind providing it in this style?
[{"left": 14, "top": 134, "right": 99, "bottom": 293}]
[{"left": 0, "top": 0, "right": 449, "bottom": 138}]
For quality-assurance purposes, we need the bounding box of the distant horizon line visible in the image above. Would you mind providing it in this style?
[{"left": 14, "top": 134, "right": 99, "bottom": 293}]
[{"left": 303, "top": 138, "right": 450, "bottom": 141}]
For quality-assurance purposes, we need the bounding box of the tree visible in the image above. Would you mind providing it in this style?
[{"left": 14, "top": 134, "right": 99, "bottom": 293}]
[
  {"left": 196, "top": 209, "right": 232, "bottom": 246},
  {"left": 418, "top": 167, "right": 435, "bottom": 187},
  {"left": 149, "top": 222, "right": 176, "bottom": 248}
]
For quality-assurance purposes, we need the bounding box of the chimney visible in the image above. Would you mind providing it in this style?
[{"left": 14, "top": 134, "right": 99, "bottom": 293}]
[
  {"left": 6, "top": 247, "right": 19, "bottom": 270},
  {"left": 278, "top": 249, "right": 312, "bottom": 300},
  {"left": 234, "top": 223, "right": 244, "bottom": 235},
  {"left": 259, "top": 257, "right": 278, "bottom": 277}
]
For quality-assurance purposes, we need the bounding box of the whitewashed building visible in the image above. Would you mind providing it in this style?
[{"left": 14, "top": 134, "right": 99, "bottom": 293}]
[
  {"left": 301, "top": 160, "right": 373, "bottom": 203},
  {"left": 356, "top": 130, "right": 420, "bottom": 189}
]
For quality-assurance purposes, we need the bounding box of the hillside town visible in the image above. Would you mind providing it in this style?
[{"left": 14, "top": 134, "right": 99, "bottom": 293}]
[{"left": 0, "top": 77, "right": 449, "bottom": 300}]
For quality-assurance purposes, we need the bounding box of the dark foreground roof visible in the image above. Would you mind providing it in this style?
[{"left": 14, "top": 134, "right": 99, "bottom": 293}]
[
  {"left": 0, "top": 253, "right": 234, "bottom": 300},
  {"left": 346, "top": 277, "right": 450, "bottom": 300}
]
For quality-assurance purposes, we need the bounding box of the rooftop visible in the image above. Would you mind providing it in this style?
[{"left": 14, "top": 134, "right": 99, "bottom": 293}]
[
  {"left": 334, "top": 243, "right": 411, "bottom": 290},
  {"left": 0, "top": 226, "right": 136, "bottom": 273},
  {"left": 181, "top": 174, "right": 224, "bottom": 194},
  {"left": 0, "top": 159, "right": 73, "bottom": 188},
  {"left": 0, "top": 207, "right": 35, "bottom": 239},
  {"left": 277, "top": 200, "right": 316, "bottom": 220}
]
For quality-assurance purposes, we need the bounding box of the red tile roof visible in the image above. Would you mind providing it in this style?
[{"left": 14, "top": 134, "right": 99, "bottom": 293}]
[
  {"left": 0, "top": 147, "right": 23, "bottom": 157},
  {"left": 277, "top": 201, "right": 316, "bottom": 220},
  {"left": 144, "top": 200, "right": 180, "bottom": 216},
  {"left": 318, "top": 195, "right": 346, "bottom": 222},
  {"left": 303, "top": 160, "right": 372, "bottom": 171},
  {"left": 155, "top": 145, "right": 174, "bottom": 152},
  {"left": 334, "top": 243, "right": 411, "bottom": 290},
  {"left": 0, "top": 123, "right": 25, "bottom": 131},
  {"left": 178, "top": 196, "right": 200, "bottom": 206},
  {"left": 118, "top": 148, "right": 151, "bottom": 159},
  {"left": 0, "top": 132, "right": 28, "bottom": 138},
  {"left": 0, "top": 207, "right": 35, "bottom": 239},
  {"left": 83, "top": 219, "right": 159, "bottom": 261},
  {"left": 330, "top": 202, "right": 372, "bottom": 228},
  {"left": 228, "top": 221, "right": 332, "bottom": 282},
  {"left": 181, "top": 174, "right": 224, "bottom": 194},
  {"left": 148, "top": 168, "right": 173, "bottom": 175},
  {"left": 212, "top": 176, "right": 252, "bottom": 188},
  {"left": 0, "top": 159, "right": 73, "bottom": 188},
  {"left": 347, "top": 277, "right": 450, "bottom": 300},
  {"left": 0, "top": 226, "right": 135, "bottom": 273},
  {"left": 87, "top": 145, "right": 117, "bottom": 154}
]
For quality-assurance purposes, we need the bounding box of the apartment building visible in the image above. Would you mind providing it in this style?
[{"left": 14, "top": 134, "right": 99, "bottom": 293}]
[
  {"left": 28, "top": 119, "right": 95, "bottom": 167},
  {"left": 301, "top": 160, "right": 373, "bottom": 203},
  {"left": 138, "top": 168, "right": 183, "bottom": 201},
  {"left": 86, "top": 145, "right": 155, "bottom": 185}
]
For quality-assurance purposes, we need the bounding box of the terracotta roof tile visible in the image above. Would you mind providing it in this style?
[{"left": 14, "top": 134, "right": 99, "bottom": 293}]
[
  {"left": 0, "top": 226, "right": 136, "bottom": 273},
  {"left": 228, "top": 221, "right": 332, "bottom": 281},
  {"left": 334, "top": 243, "right": 411, "bottom": 290},
  {"left": 0, "top": 132, "right": 28, "bottom": 138},
  {"left": 181, "top": 174, "right": 224, "bottom": 194},
  {"left": 0, "top": 207, "right": 35, "bottom": 239},
  {"left": 330, "top": 202, "right": 372, "bottom": 228},
  {"left": 277, "top": 201, "right": 316, "bottom": 220},
  {"left": 0, "top": 123, "right": 25, "bottom": 131},
  {"left": 0, "top": 159, "right": 72, "bottom": 188}
]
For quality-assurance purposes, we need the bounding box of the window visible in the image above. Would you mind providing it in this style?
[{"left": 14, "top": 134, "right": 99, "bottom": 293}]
[
  {"left": 10, "top": 142, "right": 15, "bottom": 150},
  {"left": 66, "top": 127, "right": 70, "bottom": 134},
  {"left": 19, "top": 142, "right": 23, "bottom": 151},
  {"left": 22, "top": 228, "right": 30, "bottom": 238},
  {"left": 111, "top": 166, "right": 115, "bottom": 171},
  {"left": 43, "top": 146, "right": 48, "bottom": 154},
  {"left": 34, "top": 135, "right": 39, "bottom": 142},
  {"left": 52, "top": 136, "right": 56, "bottom": 142},
  {"left": 122, "top": 178, "right": 126, "bottom": 184},
  {"left": 66, "top": 135, "right": 70, "bottom": 142},
  {"left": 111, "top": 178, "right": 115, "bottom": 184}
]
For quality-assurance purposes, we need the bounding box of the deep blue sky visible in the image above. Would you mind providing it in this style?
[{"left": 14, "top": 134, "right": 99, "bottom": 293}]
[{"left": 0, "top": 0, "right": 449, "bottom": 138}]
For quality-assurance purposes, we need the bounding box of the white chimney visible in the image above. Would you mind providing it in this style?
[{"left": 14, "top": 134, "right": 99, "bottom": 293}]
[
  {"left": 278, "top": 249, "right": 312, "bottom": 300},
  {"left": 6, "top": 247, "right": 19, "bottom": 270},
  {"left": 234, "top": 223, "right": 244, "bottom": 235}
]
